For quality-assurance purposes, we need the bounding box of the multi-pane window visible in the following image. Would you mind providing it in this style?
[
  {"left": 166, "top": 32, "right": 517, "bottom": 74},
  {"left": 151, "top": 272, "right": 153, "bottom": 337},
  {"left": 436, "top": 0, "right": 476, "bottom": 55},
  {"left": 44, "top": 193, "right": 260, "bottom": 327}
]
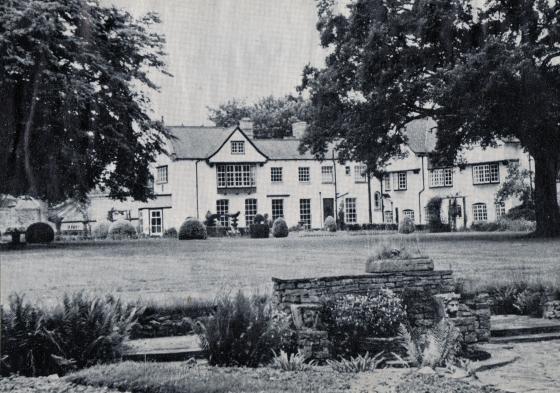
[
  {"left": 156, "top": 166, "right": 168, "bottom": 184},
  {"left": 473, "top": 163, "right": 500, "bottom": 184},
  {"left": 272, "top": 199, "right": 284, "bottom": 221},
  {"left": 299, "top": 199, "right": 311, "bottom": 229},
  {"left": 430, "top": 168, "right": 453, "bottom": 188},
  {"left": 150, "top": 210, "right": 162, "bottom": 235},
  {"left": 472, "top": 203, "right": 488, "bottom": 222},
  {"left": 384, "top": 210, "right": 393, "bottom": 223},
  {"left": 354, "top": 165, "right": 367, "bottom": 183},
  {"left": 393, "top": 172, "right": 407, "bottom": 190},
  {"left": 374, "top": 192, "right": 381, "bottom": 210},
  {"left": 298, "top": 167, "right": 310, "bottom": 183},
  {"left": 345, "top": 197, "right": 357, "bottom": 224},
  {"left": 217, "top": 199, "right": 229, "bottom": 227},
  {"left": 403, "top": 209, "right": 415, "bottom": 222},
  {"left": 321, "top": 166, "right": 334, "bottom": 183},
  {"left": 217, "top": 164, "right": 256, "bottom": 188},
  {"left": 383, "top": 174, "right": 391, "bottom": 191},
  {"left": 245, "top": 198, "right": 257, "bottom": 226},
  {"left": 271, "top": 167, "right": 283, "bottom": 183},
  {"left": 496, "top": 202, "right": 506, "bottom": 219},
  {"left": 230, "top": 141, "right": 245, "bottom": 154}
]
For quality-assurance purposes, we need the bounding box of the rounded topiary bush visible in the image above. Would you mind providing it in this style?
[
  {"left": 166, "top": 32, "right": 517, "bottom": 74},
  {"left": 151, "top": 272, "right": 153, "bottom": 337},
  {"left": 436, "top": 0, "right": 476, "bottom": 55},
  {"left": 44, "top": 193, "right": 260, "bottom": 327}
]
[
  {"left": 92, "top": 222, "right": 110, "bottom": 239},
  {"left": 25, "top": 222, "right": 55, "bottom": 244},
  {"left": 163, "top": 227, "right": 178, "bottom": 238},
  {"left": 324, "top": 216, "right": 337, "bottom": 232},
  {"left": 178, "top": 218, "right": 207, "bottom": 240},
  {"left": 272, "top": 217, "right": 289, "bottom": 238},
  {"left": 398, "top": 216, "right": 415, "bottom": 234},
  {"left": 108, "top": 220, "right": 137, "bottom": 240},
  {"left": 253, "top": 214, "right": 265, "bottom": 224}
]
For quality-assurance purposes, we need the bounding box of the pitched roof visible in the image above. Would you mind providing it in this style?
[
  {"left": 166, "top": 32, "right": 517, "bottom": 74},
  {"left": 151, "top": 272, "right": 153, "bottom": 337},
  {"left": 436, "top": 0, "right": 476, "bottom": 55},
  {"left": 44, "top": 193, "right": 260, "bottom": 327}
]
[
  {"left": 403, "top": 118, "right": 438, "bottom": 154},
  {"left": 168, "top": 126, "right": 234, "bottom": 159}
]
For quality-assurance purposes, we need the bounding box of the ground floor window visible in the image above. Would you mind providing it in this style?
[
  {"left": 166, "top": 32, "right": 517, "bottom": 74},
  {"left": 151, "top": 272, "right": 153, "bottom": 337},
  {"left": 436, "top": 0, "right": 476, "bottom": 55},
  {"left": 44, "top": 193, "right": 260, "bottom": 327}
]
[
  {"left": 217, "top": 199, "right": 229, "bottom": 227},
  {"left": 496, "top": 202, "right": 506, "bottom": 219},
  {"left": 374, "top": 192, "right": 381, "bottom": 210},
  {"left": 472, "top": 203, "right": 488, "bottom": 222},
  {"left": 384, "top": 210, "right": 393, "bottom": 223},
  {"left": 272, "top": 199, "right": 284, "bottom": 221},
  {"left": 403, "top": 209, "right": 415, "bottom": 222},
  {"left": 299, "top": 199, "right": 311, "bottom": 229},
  {"left": 245, "top": 198, "right": 257, "bottom": 226},
  {"left": 150, "top": 210, "right": 162, "bottom": 235},
  {"left": 345, "top": 197, "right": 357, "bottom": 224}
]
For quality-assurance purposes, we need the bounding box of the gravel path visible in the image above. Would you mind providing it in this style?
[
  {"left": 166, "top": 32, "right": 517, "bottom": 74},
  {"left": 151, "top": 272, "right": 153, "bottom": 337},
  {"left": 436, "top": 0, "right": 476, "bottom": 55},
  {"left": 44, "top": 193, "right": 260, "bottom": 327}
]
[{"left": 0, "top": 375, "right": 126, "bottom": 393}]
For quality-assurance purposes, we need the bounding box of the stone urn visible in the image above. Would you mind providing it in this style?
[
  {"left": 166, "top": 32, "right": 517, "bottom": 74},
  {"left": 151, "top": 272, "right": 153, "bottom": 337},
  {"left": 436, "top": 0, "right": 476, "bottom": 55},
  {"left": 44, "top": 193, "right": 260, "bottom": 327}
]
[{"left": 365, "top": 256, "right": 434, "bottom": 273}]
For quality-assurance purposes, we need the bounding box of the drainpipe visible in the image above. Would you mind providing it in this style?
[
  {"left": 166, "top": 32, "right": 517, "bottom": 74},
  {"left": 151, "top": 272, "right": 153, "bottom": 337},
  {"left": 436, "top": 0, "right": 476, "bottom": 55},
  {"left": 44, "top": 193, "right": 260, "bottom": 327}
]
[
  {"left": 195, "top": 159, "right": 201, "bottom": 219},
  {"left": 380, "top": 177, "right": 385, "bottom": 223},
  {"left": 418, "top": 155, "right": 426, "bottom": 224},
  {"left": 332, "top": 150, "right": 338, "bottom": 225},
  {"left": 367, "top": 173, "right": 372, "bottom": 224}
]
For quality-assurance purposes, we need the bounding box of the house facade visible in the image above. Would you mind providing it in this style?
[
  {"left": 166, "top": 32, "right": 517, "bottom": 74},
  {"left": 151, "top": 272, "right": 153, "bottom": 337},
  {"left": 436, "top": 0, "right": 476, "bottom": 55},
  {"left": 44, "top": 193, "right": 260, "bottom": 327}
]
[{"left": 87, "top": 118, "right": 532, "bottom": 235}]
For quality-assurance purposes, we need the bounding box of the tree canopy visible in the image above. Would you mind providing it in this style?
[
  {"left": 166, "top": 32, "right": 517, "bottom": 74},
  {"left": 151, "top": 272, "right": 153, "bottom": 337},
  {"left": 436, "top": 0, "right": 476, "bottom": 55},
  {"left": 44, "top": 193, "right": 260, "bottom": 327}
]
[
  {"left": 300, "top": 0, "right": 560, "bottom": 236},
  {"left": 0, "top": 0, "right": 170, "bottom": 204},
  {"left": 208, "top": 95, "right": 310, "bottom": 138}
]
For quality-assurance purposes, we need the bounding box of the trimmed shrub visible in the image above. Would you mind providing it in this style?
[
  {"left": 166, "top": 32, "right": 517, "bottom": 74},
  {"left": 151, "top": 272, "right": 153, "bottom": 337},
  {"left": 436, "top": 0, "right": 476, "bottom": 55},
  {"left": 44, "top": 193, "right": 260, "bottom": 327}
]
[
  {"left": 178, "top": 218, "right": 207, "bottom": 240},
  {"left": 272, "top": 217, "right": 289, "bottom": 238},
  {"left": 163, "top": 227, "right": 177, "bottom": 238},
  {"left": 398, "top": 216, "right": 415, "bottom": 234},
  {"left": 426, "top": 197, "right": 449, "bottom": 233},
  {"left": 324, "top": 216, "right": 337, "bottom": 232},
  {"left": 253, "top": 214, "right": 266, "bottom": 224},
  {"left": 505, "top": 204, "right": 535, "bottom": 221},
  {"left": 108, "top": 220, "right": 137, "bottom": 240},
  {"left": 249, "top": 223, "right": 269, "bottom": 238},
  {"left": 25, "top": 222, "right": 55, "bottom": 244},
  {"left": 92, "top": 222, "right": 110, "bottom": 239}
]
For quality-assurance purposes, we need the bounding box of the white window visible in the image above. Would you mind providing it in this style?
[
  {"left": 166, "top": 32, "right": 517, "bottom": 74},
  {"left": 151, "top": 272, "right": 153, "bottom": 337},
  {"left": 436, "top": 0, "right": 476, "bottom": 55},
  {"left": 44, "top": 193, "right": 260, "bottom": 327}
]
[
  {"left": 403, "top": 209, "right": 415, "bottom": 222},
  {"left": 345, "top": 197, "right": 357, "bottom": 224},
  {"left": 472, "top": 203, "right": 488, "bottom": 222},
  {"left": 245, "top": 198, "right": 257, "bottom": 226},
  {"left": 496, "top": 202, "right": 506, "bottom": 219},
  {"left": 430, "top": 168, "right": 453, "bottom": 187},
  {"left": 271, "top": 167, "right": 283, "bottom": 183},
  {"left": 393, "top": 172, "right": 407, "bottom": 190},
  {"left": 298, "top": 167, "right": 310, "bottom": 183},
  {"left": 231, "top": 141, "right": 245, "bottom": 154},
  {"left": 156, "top": 166, "right": 168, "bottom": 184},
  {"left": 354, "top": 165, "right": 367, "bottom": 183},
  {"left": 150, "top": 210, "right": 162, "bottom": 235},
  {"left": 321, "top": 166, "right": 334, "bottom": 183},
  {"left": 272, "top": 199, "right": 284, "bottom": 221},
  {"left": 299, "top": 199, "right": 311, "bottom": 229},
  {"left": 384, "top": 210, "right": 393, "bottom": 223},
  {"left": 217, "top": 164, "right": 256, "bottom": 188},
  {"left": 217, "top": 199, "right": 229, "bottom": 227},
  {"left": 473, "top": 163, "right": 500, "bottom": 184},
  {"left": 383, "top": 174, "right": 391, "bottom": 191},
  {"left": 374, "top": 192, "right": 381, "bottom": 210}
]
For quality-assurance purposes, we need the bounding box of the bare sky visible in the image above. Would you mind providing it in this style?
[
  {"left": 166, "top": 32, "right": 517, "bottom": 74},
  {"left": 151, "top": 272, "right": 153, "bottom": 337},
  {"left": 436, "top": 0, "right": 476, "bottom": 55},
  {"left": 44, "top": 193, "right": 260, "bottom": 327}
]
[{"left": 105, "top": 0, "right": 326, "bottom": 126}]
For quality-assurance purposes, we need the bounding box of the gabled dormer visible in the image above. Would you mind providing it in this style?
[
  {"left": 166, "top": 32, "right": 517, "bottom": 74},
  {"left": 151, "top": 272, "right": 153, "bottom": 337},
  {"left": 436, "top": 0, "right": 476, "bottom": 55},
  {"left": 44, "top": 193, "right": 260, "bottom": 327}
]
[{"left": 207, "top": 127, "right": 268, "bottom": 164}]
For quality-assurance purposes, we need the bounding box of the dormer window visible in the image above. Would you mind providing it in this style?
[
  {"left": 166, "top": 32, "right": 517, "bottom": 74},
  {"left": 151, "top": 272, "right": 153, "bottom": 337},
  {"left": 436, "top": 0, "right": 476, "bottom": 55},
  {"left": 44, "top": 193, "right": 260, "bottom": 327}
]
[
  {"left": 231, "top": 141, "right": 245, "bottom": 154},
  {"left": 156, "top": 165, "right": 168, "bottom": 184}
]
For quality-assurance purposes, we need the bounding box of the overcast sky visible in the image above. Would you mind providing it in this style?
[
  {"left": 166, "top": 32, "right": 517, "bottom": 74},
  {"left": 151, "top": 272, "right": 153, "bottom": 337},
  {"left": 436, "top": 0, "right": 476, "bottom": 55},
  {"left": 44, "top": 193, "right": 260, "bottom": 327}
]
[{"left": 104, "top": 0, "right": 327, "bottom": 126}]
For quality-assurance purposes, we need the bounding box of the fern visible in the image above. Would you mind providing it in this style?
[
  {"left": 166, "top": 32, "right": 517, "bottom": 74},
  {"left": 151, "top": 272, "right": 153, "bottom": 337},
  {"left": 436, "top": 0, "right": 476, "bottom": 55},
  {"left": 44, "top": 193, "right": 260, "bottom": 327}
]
[
  {"left": 327, "top": 351, "right": 385, "bottom": 373},
  {"left": 270, "top": 350, "right": 315, "bottom": 371}
]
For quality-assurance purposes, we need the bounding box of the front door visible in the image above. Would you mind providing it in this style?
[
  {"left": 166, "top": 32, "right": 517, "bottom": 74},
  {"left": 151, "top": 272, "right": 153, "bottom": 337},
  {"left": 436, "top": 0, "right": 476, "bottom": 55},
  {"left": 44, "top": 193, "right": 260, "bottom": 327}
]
[
  {"left": 323, "top": 198, "right": 334, "bottom": 222},
  {"left": 150, "top": 209, "right": 163, "bottom": 236}
]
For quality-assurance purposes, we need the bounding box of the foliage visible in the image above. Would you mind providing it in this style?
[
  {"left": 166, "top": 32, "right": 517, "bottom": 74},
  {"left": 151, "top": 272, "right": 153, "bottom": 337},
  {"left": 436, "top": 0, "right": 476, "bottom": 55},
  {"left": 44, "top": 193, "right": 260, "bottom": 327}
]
[
  {"left": 426, "top": 197, "right": 449, "bottom": 233},
  {"left": 25, "top": 222, "right": 54, "bottom": 244},
  {"left": 270, "top": 350, "right": 315, "bottom": 371},
  {"left": 163, "top": 227, "right": 177, "bottom": 238},
  {"left": 204, "top": 211, "right": 219, "bottom": 227},
  {"left": 196, "top": 292, "right": 297, "bottom": 367},
  {"left": 368, "top": 238, "right": 422, "bottom": 261},
  {"left": 324, "top": 216, "right": 337, "bottom": 232},
  {"left": 513, "top": 289, "right": 545, "bottom": 317},
  {"left": 505, "top": 205, "right": 536, "bottom": 221},
  {"left": 253, "top": 214, "right": 266, "bottom": 224},
  {"left": 327, "top": 351, "right": 385, "bottom": 373},
  {"left": 470, "top": 218, "right": 535, "bottom": 233},
  {"left": 208, "top": 95, "right": 310, "bottom": 138},
  {"left": 272, "top": 217, "right": 289, "bottom": 238},
  {"left": 398, "top": 217, "right": 415, "bottom": 234},
  {"left": 249, "top": 223, "right": 269, "bottom": 238},
  {"left": 178, "top": 219, "right": 207, "bottom": 240},
  {"left": 91, "top": 222, "right": 110, "bottom": 239},
  {"left": 322, "top": 290, "right": 407, "bottom": 357},
  {"left": 0, "top": 0, "right": 170, "bottom": 203},
  {"left": 495, "top": 162, "right": 533, "bottom": 207},
  {"left": 398, "top": 320, "right": 462, "bottom": 369},
  {"left": 108, "top": 220, "right": 137, "bottom": 240},
  {"left": 300, "top": 0, "right": 560, "bottom": 236}
]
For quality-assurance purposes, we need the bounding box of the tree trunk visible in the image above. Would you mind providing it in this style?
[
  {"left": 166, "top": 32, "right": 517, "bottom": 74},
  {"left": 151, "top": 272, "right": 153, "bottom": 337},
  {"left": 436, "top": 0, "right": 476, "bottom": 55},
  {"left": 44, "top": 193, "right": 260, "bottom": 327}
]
[
  {"left": 23, "top": 68, "right": 41, "bottom": 197},
  {"left": 532, "top": 154, "right": 560, "bottom": 237}
]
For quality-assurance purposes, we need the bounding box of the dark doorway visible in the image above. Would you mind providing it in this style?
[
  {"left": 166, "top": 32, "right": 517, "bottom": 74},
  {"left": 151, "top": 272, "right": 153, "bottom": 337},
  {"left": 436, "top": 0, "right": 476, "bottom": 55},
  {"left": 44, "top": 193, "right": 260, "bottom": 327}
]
[
  {"left": 395, "top": 207, "right": 399, "bottom": 224},
  {"left": 323, "top": 198, "right": 334, "bottom": 222}
]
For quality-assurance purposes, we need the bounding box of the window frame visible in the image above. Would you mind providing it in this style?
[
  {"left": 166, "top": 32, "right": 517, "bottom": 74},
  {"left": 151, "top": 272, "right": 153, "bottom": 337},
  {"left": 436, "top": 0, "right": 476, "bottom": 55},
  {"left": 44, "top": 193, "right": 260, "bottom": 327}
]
[
  {"left": 245, "top": 198, "right": 257, "bottom": 226},
  {"left": 345, "top": 197, "right": 357, "bottom": 224},
  {"left": 217, "top": 164, "right": 256, "bottom": 188},
  {"left": 495, "top": 202, "right": 506, "bottom": 219},
  {"left": 472, "top": 203, "right": 488, "bottom": 222},
  {"left": 383, "top": 174, "right": 391, "bottom": 191},
  {"left": 150, "top": 209, "right": 163, "bottom": 235},
  {"left": 403, "top": 209, "right": 415, "bottom": 222},
  {"left": 384, "top": 210, "right": 393, "bottom": 224},
  {"left": 472, "top": 163, "right": 500, "bottom": 185},
  {"left": 230, "top": 140, "right": 245, "bottom": 155},
  {"left": 298, "top": 167, "right": 310, "bottom": 183},
  {"left": 156, "top": 165, "right": 168, "bottom": 184},
  {"left": 272, "top": 199, "right": 284, "bottom": 221},
  {"left": 394, "top": 171, "right": 407, "bottom": 191},
  {"left": 270, "top": 167, "right": 283, "bottom": 183},
  {"left": 321, "top": 166, "right": 334, "bottom": 184},
  {"left": 354, "top": 165, "right": 367, "bottom": 183},
  {"left": 299, "top": 199, "right": 311, "bottom": 229},
  {"left": 429, "top": 168, "right": 453, "bottom": 188},
  {"left": 216, "top": 199, "right": 230, "bottom": 227},
  {"left": 374, "top": 192, "right": 381, "bottom": 211}
]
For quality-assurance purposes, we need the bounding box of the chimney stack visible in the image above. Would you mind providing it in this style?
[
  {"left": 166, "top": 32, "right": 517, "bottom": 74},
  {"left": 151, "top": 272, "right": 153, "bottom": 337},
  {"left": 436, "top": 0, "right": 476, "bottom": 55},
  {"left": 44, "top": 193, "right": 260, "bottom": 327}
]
[
  {"left": 239, "top": 117, "right": 254, "bottom": 139},
  {"left": 291, "top": 121, "right": 308, "bottom": 140}
]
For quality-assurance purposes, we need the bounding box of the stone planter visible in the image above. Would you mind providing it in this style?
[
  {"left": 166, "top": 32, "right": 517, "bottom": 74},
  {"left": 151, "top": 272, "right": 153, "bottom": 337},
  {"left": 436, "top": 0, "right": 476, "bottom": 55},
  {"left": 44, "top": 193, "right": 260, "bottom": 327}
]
[
  {"left": 359, "top": 336, "right": 404, "bottom": 356},
  {"left": 365, "top": 257, "right": 434, "bottom": 273}
]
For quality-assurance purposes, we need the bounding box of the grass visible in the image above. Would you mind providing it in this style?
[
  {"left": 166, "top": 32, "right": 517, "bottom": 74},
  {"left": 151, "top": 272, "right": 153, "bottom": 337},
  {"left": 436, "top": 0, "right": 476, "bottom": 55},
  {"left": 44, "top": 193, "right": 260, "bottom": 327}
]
[{"left": 2, "top": 232, "right": 560, "bottom": 306}]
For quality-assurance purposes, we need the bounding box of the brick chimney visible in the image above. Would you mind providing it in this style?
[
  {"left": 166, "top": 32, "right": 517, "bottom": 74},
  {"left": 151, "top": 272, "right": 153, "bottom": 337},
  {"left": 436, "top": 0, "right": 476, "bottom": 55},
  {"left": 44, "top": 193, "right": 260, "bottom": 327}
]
[
  {"left": 291, "top": 121, "right": 308, "bottom": 140},
  {"left": 239, "top": 117, "right": 254, "bottom": 139}
]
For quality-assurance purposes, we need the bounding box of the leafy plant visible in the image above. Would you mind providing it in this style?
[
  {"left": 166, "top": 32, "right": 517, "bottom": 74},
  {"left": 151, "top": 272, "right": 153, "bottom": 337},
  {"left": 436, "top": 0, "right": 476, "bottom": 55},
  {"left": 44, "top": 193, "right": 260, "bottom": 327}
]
[
  {"left": 178, "top": 218, "right": 207, "bottom": 240},
  {"left": 398, "top": 216, "right": 415, "bottom": 234},
  {"left": 25, "top": 222, "right": 55, "bottom": 244},
  {"left": 368, "top": 237, "right": 422, "bottom": 261},
  {"left": 270, "top": 350, "right": 315, "bottom": 371},
  {"left": 324, "top": 216, "right": 336, "bottom": 232},
  {"left": 272, "top": 217, "right": 289, "bottom": 238},
  {"left": 163, "top": 227, "right": 177, "bottom": 238},
  {"left": 513, "top": 289, "right": 544, "bottom": 317},
  {"left": 327, "top": 351, "right": 385, "bottom": 373},
  {"left": 91, "top": 222, "right": 110, "bottom": 239},
  {"left": 108, "top": 220, "right": 137, "bottom": 240}
]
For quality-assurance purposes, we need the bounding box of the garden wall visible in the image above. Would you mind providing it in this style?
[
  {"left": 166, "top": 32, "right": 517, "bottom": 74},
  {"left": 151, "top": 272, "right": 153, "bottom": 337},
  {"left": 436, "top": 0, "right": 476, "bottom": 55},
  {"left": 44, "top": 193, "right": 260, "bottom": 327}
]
[{"left": 272, "top": 270, "right": 490, "bottom": 360}]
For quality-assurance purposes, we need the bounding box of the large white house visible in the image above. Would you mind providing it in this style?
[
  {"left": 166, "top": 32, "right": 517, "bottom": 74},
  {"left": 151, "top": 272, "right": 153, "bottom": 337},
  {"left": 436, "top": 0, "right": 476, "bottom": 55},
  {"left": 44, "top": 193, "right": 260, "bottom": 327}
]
[{"left": 86, "top": 118, "right": 531, "bottom": 235}]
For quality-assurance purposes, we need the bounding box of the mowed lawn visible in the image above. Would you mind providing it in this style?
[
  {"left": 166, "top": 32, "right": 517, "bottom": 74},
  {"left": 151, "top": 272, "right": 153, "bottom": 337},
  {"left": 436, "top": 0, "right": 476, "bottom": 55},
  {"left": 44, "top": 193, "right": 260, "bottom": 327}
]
[{"left": 2, "top": 232, "right": 560, "bottom": 306}]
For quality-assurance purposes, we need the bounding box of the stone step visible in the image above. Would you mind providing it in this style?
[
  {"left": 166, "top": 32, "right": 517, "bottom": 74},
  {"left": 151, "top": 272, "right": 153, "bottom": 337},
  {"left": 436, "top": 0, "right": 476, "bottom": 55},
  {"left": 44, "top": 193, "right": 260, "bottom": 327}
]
[
  {"left": 490, "top": 315, "right": 560, "bottom": 338},
  {"left": 489, "top": 331, "right": 560, "bottom": 344},
  {"left": 122, "top": 335, "right": 205, "bottom": 362}
]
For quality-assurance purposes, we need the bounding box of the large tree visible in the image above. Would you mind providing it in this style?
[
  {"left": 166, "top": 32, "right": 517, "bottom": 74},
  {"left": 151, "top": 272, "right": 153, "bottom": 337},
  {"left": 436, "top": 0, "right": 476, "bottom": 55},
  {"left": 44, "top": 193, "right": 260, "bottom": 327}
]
[
  {"left": 208, "top": 95, "right": 310, "bottom": 138},
  {"left": 300, "top": 0, "right": 560, "bottom": 237},
  {"left": 0, "top": 0, "right": 170, "bottom": 203}
]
